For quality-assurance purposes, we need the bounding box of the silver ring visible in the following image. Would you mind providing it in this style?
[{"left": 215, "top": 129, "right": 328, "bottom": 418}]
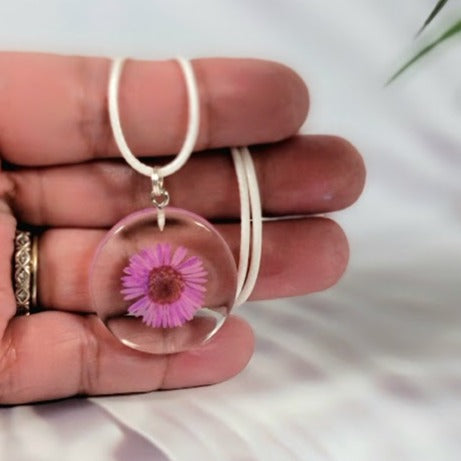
[{"left": 13, "top": 230, "right": 38, "bottom": 316}]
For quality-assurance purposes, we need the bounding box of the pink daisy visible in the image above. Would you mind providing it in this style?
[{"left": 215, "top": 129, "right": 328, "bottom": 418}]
[{"left": 121, "top": 243, "right": 208, "bottom": 328}]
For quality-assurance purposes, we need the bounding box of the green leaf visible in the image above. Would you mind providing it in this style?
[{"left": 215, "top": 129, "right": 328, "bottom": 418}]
[
  {"left": 387, "top": 19, "right": 461, "bottom": 85},
  {"left": 416, "top": 0, "right": 450, "bottom": 36},
  {"left": 416, "top": 0, "right": 451, "bottom": 36}
]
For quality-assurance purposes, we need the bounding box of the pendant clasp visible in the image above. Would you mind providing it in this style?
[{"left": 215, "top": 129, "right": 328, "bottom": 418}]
[
  {"left": 151, "top": 169, "right": 170, "bottom": 209},
  {"left": 151, "top": 169, "right": 169, "bottom": 231}
]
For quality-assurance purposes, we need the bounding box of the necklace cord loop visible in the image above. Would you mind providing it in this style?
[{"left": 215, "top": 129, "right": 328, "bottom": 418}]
[{"left": 108, "top": 57, "right": 262, "bottom": 307}]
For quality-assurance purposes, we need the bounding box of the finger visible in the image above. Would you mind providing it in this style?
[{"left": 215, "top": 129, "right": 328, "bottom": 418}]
[
  {"left": 38, "top": 218, "right": 348, "bottom": 312},
  {"left": 0, "top": 53, "right": 309, "bottom": 166},
  {"left": 0, "top": 207, "right": 16, "bottom": 334},
  {"left": 6, "top": 135, "right": 365, "bottom": 226},
  {"left": 0, "top": 312, "right": 253, "bottom": 404}
]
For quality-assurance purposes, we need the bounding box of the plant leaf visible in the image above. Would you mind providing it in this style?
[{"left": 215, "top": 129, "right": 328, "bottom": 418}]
[
  {"left": 387, "top": 19, "right": 461, "bottom": 85},
  {"left": 416, "top": 0, "right": 451, "bottom": 36}
]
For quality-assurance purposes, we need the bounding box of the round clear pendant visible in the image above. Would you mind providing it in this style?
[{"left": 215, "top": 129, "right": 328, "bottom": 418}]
[{"left": 90, "top": 207, "right": 237, "bottom": 354}]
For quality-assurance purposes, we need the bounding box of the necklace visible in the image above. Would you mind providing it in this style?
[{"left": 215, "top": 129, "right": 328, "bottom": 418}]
[{"left": 90, "top": 58, "right": 262, "bottom": 355}]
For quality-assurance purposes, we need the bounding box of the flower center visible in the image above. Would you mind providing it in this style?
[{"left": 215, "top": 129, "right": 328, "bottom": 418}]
[{"left": 147, "top": 266, "right": 184, "bottom": 304}]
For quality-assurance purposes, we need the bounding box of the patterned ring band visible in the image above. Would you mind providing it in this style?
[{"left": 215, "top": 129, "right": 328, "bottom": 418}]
[{"left": 13, "top": 230, "right": 38, "bottom": 315}]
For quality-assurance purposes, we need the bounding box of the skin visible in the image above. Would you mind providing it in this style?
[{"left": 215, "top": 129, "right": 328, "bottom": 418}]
[{"left": 0, "top": 53, "right": 365, "bottom": 405}]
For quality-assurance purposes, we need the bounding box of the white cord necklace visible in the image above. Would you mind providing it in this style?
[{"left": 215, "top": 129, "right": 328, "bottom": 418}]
[{"left": 90, "top": 57, "right": 262, "bottom": 354}]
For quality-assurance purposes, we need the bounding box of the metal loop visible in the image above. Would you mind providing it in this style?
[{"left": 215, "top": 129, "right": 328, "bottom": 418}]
[
  {"left": 151, "top": 170, "right": 170, "bottom": 209},
  {"left": 151, "top": 189, "right": 170, "bottom": 209}
]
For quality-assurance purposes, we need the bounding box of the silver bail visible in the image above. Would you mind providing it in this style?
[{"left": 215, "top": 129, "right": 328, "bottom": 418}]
[{"left": 151, "top": 169, "right": 169, "bottom": 231}]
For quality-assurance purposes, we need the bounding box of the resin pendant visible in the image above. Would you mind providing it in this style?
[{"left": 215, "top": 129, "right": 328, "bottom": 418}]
[{"left": 90, "top": 207, "right": 237, "bottom": 354}]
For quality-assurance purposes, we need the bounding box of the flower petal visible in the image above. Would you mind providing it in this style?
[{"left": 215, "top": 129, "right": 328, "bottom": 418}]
[
  {"left": 177, "top": 256, "right": 201, "bottom": 270},
  {"left": 180, "top": 264, "right": 205, "bottom": 275},
  {"left": 171, "top": 246, "right": 188, "bottom": 267},
  {"left": 184, "top": 281, "right": 207, "bottom": 293},
  {"left": 121, "top": 287, "right": 146, "bottom": 300},
  {"left": 127, "top": 296, "right": 151, "bottom": 316},
  {"left": 143, "top": 247, "right": 159, "bottom": 268},
  {"left": 162, "top": 243, "right": 172, "bottom": 265}
]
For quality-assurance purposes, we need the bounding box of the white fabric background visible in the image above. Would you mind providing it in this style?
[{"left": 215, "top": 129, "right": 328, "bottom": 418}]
[{"left": 0, "top": 1, "right": 460, "bottom": 460}]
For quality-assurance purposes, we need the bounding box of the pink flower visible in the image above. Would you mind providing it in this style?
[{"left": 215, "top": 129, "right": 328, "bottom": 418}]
[{"left": 121, "top": 243, "right": 208, "bottom": 328}]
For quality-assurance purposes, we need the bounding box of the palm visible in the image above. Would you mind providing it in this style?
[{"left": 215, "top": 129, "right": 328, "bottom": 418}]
[{"left": 0, "top": 53, "right": 364, "bottom": 404}]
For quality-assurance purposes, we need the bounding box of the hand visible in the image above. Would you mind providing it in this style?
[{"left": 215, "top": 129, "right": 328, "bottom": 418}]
[{"left": 0, "top": 53, "right": 365, "bottom": 404}]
